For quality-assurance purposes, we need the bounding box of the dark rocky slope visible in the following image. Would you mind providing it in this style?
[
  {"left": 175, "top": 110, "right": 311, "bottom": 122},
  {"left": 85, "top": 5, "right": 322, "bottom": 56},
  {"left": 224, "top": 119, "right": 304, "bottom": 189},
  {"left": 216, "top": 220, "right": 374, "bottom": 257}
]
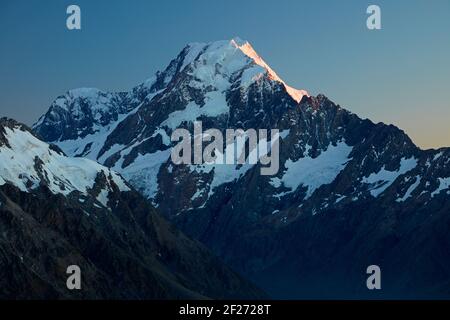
[{"left": 0, "top": 118, "right": 264, "bottom": 299}]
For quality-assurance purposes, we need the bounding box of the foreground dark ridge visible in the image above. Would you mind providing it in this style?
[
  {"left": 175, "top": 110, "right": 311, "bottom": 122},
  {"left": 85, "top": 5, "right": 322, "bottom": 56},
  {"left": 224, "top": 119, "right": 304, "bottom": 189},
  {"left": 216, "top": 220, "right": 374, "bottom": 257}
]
[{"left": 0, "top": 118, "right": 264, "bottom": 299}]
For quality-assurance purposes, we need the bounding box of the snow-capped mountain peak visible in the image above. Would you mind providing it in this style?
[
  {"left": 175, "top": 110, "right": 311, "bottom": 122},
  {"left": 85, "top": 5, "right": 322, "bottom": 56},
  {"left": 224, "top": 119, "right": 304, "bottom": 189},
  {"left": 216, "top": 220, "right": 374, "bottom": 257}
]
[
  {"left": 179, "top": 37, "right": 308, "bottom": 102},
  {"left": 230, "top": 37, "right": 309, "bottom": 102}
]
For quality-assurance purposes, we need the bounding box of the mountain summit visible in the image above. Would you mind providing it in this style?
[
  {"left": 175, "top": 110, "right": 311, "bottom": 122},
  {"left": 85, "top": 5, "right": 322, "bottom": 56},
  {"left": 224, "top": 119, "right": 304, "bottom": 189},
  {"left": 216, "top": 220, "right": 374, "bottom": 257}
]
[
  {"left": 33, "top": 38, "right": 450, "bottom": 298},
  {"left": 230, "top": 37, "right": 308, "bottom": 102},
  {"left": 182, "top": 37, "right": 309, "bottom": 102},
  {"left": 34, "top": 38, "right": 307, "bottom": 142}
]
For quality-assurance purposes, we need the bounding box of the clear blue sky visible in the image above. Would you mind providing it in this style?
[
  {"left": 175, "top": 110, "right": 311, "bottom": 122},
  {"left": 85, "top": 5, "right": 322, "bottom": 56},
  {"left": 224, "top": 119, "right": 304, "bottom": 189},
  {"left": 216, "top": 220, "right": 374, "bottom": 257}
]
[{"left": 1, "top": 0, "right": 449, "bottom": 149}]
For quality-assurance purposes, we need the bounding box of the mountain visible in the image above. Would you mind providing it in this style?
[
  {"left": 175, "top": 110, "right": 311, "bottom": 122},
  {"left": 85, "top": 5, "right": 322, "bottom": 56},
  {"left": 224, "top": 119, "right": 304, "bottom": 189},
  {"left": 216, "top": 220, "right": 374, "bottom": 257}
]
[
  {"left": 33, "top": 38, "right": 450, "bottom": 298},
  {"left": 32, "top": 38, "right": 309, "bottom": 202},
  {"left": 0, "top": 118, "right": 264, "bottom": 299}
]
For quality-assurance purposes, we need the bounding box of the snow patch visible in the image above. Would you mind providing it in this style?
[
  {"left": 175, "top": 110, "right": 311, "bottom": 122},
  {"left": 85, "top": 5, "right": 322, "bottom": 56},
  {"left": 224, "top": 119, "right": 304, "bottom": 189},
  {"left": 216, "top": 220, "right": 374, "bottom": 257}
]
[
  {"left": 433, "top": 151, "right": 444, "bottom": 161},
  {"left": 270, "top": 141, "right": 353, "bottom": 199},
  {"left": 122, "top": 149, "right": 171, "bottom": 200},
  {"left": 363, "top": 157, "right": 418, "bottom": 197},
  {"left": 396, "top": 175, "right": 421, "bottom": 202},
  {"left": 96, "top": 188, "right": 110, "bottom": 207},
  {"left": 431, "top": 177, "right": 450, "bottom": 197},
  {"left": 181, "top": 43, "right": 206, "bottom": 71},
  {"left": 161, "top": 91, "right": 229, "bottom": 130}
]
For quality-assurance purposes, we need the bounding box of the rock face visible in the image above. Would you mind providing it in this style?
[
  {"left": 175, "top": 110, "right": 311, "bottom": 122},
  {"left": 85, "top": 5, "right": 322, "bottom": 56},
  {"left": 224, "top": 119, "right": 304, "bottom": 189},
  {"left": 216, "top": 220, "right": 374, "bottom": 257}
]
[
  {"left": 34, "top": 38, "right": 450, "bottom": 298},
  {"left": 0, "top": 118, "right": 264, "bottom": 299}
]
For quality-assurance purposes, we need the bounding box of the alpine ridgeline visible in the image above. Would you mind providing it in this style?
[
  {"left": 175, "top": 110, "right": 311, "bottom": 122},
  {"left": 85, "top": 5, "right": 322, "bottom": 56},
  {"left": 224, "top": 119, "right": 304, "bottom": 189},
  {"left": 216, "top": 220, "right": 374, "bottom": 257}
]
[{"left": 34, "top": 38, "right": 450, "bottom": 298}]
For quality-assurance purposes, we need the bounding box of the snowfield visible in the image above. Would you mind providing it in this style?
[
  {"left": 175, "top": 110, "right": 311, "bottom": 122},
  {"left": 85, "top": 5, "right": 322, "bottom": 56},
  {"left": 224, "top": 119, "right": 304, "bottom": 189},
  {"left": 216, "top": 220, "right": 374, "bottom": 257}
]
[
  {"left": 362, "top": 157, "right": 417, "bottom": 197},
  {"left": 270, "top": 141, "right": 353, "bottom": 199},
  {"left": 0, "top": 125, "right": 129, "bottom": 201}
]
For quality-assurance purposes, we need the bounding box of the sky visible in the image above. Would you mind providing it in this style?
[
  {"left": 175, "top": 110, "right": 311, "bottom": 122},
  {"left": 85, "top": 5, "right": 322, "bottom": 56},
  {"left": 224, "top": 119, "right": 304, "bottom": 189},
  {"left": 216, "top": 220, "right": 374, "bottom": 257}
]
[{"left": 0, "top": 0, "right": 449, "bottom": 149}]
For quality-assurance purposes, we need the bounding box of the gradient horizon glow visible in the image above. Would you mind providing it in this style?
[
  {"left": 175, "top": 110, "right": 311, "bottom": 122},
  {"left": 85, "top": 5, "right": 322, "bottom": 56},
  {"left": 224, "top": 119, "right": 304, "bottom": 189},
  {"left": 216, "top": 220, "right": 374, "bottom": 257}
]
[{"left": 0, "top": 0, "right": 449, "bottom": 149}]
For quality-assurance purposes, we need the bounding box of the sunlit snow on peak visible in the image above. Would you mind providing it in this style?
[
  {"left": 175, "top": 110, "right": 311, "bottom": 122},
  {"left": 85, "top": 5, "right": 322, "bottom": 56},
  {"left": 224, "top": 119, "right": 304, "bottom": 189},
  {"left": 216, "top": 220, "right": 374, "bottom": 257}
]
[
  {"left": 231, "top": 37, "right": 309, "bottom": 103},
  {"left": 182, "top": 37, "right": 308, "bottom": 102}
]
